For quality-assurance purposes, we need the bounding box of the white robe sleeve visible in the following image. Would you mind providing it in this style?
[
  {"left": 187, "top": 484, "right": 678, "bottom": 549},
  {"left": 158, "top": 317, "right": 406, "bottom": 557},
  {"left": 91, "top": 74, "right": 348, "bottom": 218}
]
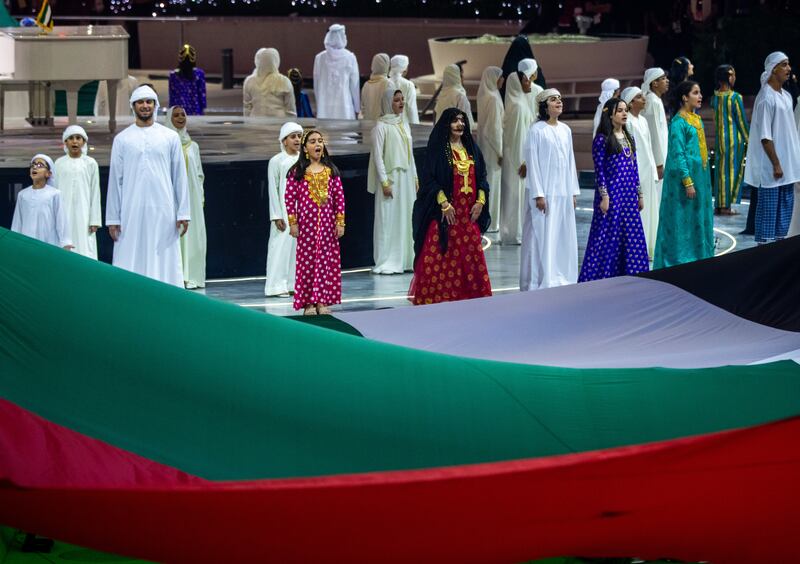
[
  {"left": 404, "top": 80, "right": 420, "bottom": 125},
  {"left": 349, "top": 54, "right": 361, "bottom": 119},
  {"left": 267, "top": 155, "right": 284, "bottom": 221},
  {"left": 313, "top": 53, "right": 323, "bottom": 109},
  {"left": 242, "top": 77, "right": 253, "bottom": 117},
  {"left": 106, "top": 137, "right": 123, "bottom": 226},
  {"left": 283, "top": 89, "right": 297, "bottom": 117},
  {"left": 53, "top": 190, "right": 73, "bottom": 248},
  {"left": 11, "top": 196, "right": 21, "bottom": 233},
  {"left": 406, "top": 122, "right": 418, "bottom": 182},
  {"left": 89, "top": 158, "right": 102, "bottom": 227},
  {"left": 372, "top": 124, "right": 389, "bottom": 185},
  {"left": 756, "top": 96, "right": 775, "bottom": 142},
  {"left": 170, "top": 135, "right": 191, "bottom": 222},
  {"left": 192, "top": 143, "right": 205, "bottom": 205},
  {"left": 525, "top": 128, "right": 545, "bottom": 200},
  {"left": 650, "top": 101, "right": 667, "bottom": 168},
  {"left": 565, "top": 127, "right": 581, "bottom": 196}
]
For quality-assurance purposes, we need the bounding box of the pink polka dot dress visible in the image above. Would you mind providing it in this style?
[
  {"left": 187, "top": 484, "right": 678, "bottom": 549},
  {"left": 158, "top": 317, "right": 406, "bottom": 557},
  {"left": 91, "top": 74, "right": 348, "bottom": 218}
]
[{"left": 284, "top": 167, "right": 345, "bottom": 310}]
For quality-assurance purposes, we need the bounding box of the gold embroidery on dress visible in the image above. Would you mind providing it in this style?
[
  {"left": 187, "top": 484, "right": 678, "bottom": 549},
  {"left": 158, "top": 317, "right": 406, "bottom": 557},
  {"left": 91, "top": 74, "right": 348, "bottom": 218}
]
[
  {"left": 452, "top": 146, "right": 475, "bottom": 195},
  {"left": 304, "top": 167, "right": 331, "bottom": 207},
  {"left": 679, "top": 110, "right": 708, "bottom": 170}
]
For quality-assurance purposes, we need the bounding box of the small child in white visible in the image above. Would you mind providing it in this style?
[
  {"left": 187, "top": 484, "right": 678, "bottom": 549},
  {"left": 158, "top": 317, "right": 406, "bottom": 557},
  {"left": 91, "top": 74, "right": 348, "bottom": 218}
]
[
  {"left": 54, "top": 125, "right": 102, "bottom": 259},
  {"left": 11, "top": 154, "right": 73, "bottom": 250}
]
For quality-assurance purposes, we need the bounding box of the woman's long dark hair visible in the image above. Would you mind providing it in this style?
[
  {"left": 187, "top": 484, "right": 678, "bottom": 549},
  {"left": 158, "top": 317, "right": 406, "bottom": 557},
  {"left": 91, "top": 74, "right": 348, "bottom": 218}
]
[
  {"left": 596, "top": 98, "right": 635, "bottom": 155},
  {"left": 412, "top": 107, "right": 490, "bottom": 262},
  {"left": 715, "top": 64, "right": 734, "bottom": 89},
  {"left": 288, "top": 68, "right": 304, "bottom": 114},
  {"left": 289, "top": 129, "right": 341, "bottom": 181},
  {"left": 670, "top": 80, "right": 700, "bottom": 118},
  {"left": 668, "top": 57, "right": 692, "bottom": 86}
]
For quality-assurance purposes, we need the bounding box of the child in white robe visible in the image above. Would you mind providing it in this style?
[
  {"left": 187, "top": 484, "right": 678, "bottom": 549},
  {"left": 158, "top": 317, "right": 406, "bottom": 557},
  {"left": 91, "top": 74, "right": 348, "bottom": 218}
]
[
  {"left": 54, "top": 125, "right": 102, "bottom": 259},
  {"left": 12, "top": 154, "right": 73, "bottom": 250},
  {"left": 265, "top": 122, "right": 303, "bottom": 296}
]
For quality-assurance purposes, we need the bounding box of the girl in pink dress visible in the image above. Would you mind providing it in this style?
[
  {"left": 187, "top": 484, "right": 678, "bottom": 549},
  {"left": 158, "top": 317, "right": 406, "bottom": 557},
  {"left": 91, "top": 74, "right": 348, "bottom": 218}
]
[{"left": 286, "top": 130, "right": 346, "bottom": 315}]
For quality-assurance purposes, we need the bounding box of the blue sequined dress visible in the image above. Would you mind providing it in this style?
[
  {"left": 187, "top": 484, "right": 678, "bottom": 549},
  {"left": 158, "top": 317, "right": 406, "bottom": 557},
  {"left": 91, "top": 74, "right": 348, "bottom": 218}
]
[
  {"left": 168, "top": 68, "right": 207, "bottom": 115},
  {"left": 579, "top": 134, "right": 650, "bottom": 281}
]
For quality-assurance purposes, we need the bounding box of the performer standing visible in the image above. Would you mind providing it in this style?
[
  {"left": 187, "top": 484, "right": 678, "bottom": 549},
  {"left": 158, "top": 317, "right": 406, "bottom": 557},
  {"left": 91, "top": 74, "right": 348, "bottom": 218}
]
[
  {"left": 389, "top": 55, "right": 419, "bottom": 125},
  {"left": 653, "top": 81, "right": 714, "bottom": 268},
  {"left": 361, "top": 53, "right": 391, "bottom": 121},
  {"left": 242, "top": 48, "right": 297, "bottom": 118},
  {"left": 54, "top": 125, "right": 101, "bottom": 259},
  {"left": 579, "top": 98, "right": 649, "bottom": 282},
  {"left": 476, "top": 66, "right": 504, "bottom": 232},
  {"left": 711, "top": 65, "right": 749, "bottom": 215},
  {"left": 265, "top": 122, "right": 303, "bottom": 297},
  {"left": 286, "top": 130, "right": 346, "bottom": 315},
  {"left": 518, "top": 58, "right": 543, "bottom": 116},
  {"left": 12, "top": 154, "right": 73, "bottom": 251},
  {"left": 168, "top": 44, "right": 207, "bottom": 116},
  {"left": 641, "top": 68, "right": 669, "bottom": 185},
  {"left": 368, "top": 88, "right": 417, "bottom": 274},
  {"left": 745, "top": 52, "right": 800, "bottom": 244},
  {"left": 520, "top": 89, "right": 581, "bottom": 290},
  {"left": 313, "top": 24, "right": 360, "bottom": 120},
  {"left": 622, "top": 86, "right": 660, "bottom": 260},
  {"left": 106, "top": 85, "right": 190, "bottom": 287},
  {"left": 434, "top": 64, "right": 474, "bottom": 129},
  {"left": 411, "top": 108, "right": 492, "bottom": 305},
  {"left": 500, "top": 71, "right": 535, "bottom": 245},
  {"left": 287, "top": 68, "right": 314, "bottom": 118},
  {"left": 592, "top": 78, "right": 621, "bottom": 134},
  {"left": 165, "top": 106, "right": 207, "bottom": 289}
]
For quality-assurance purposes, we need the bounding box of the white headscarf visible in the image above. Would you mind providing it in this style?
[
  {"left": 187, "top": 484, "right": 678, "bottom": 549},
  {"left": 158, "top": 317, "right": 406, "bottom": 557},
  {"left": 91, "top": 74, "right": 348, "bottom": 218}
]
[
  {"left": 761, "top": 51, "right": 789, "bottom": 87},
  {"left": 380, "top": 84, "right": 403, "bottom": 122},
  {"left": 517, "top": 58, "right": 538, "bottom": 79},
  {"left": 324, "top": 24, "right": 347, "bottom": 51},
  {"left": 621, "top": 86, "right": 642, "bottom": 106},
  {"left": 536, "top": 88, "right": 561, "bottom": 105},
  {"left": 641, "top": 67, "right": 665, "bottom": 97},
  {"left": 31, "top": 153, "right": 56, "bottom": 187},
  {"left": 62, "top": 125, "right": 88, "bottom": 155},
  {"left": 370, "top": 53, "right": 390, "bottom": 77},
  {"left": 246, "top": 47, "right": 291, "bottom": 93},
  {"left": 129, "top": 85, "right": 160, "bottom": 113},
  {"left": 278, "top": 121, "right": 303, "bottom": 155},
  {"left": 478, "top": 66, "right": 503, "bottom": 107},
  {"left": 389, "top": 55, "right": 409, "bottom": 81},
  {"left": 164, "top": 106, "right": 191, "bottom": 145},
  {"left": 598, "top": 78, "right": 620, "bottom": 104},
  {"left": 442, "top": 64, "right": 465, "bottom": 95}
]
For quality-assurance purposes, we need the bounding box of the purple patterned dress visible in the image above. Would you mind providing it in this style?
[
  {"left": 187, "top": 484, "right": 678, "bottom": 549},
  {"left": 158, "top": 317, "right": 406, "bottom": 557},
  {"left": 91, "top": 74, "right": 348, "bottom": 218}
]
[
  {"left": 168, "top": 69, "right": 207, "bottom": 115},
  {"left": 579, "top": 134, "right": 649, "bottom": 282}
]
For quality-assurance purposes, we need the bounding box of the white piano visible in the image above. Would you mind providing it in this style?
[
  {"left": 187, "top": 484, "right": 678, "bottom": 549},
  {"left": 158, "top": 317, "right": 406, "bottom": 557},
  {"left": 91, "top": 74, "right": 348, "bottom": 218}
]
[{"left": 0, "top": 25, "right": 129, "bottom": 132}]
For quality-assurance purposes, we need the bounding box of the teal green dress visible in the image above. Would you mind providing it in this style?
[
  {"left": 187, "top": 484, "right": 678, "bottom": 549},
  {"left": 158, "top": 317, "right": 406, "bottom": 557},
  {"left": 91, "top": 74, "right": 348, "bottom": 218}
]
[{"left": 653, "top": 112, "right": 715, "bottom": 268}]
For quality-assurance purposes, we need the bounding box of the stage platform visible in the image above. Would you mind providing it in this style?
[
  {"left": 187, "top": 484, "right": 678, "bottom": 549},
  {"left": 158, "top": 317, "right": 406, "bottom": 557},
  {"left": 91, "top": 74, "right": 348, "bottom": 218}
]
[{"left": 0, "top": 115, "right": 431, "bottom": 276}]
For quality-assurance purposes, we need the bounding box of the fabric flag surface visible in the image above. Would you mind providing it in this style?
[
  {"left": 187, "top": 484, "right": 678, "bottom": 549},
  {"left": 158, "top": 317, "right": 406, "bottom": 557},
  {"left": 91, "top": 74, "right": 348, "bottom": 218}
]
[{"left": 1, "top": 226, "right": 800, "bottom": 563}]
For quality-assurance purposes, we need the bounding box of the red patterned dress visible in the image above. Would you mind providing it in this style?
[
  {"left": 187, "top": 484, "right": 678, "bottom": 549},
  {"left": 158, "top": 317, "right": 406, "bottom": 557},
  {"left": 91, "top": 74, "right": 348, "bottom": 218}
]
[
  {"left": 285, "top": 167, "right": 345, "bottom": 310},
  {"left": 411, "top": 147, "right": 492, "bottom": 305}
]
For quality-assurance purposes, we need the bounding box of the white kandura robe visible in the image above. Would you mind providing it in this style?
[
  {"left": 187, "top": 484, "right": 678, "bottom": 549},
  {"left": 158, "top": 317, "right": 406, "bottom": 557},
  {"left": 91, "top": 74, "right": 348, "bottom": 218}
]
[
  {"left": 178, "top": 140, "right": 207, "bottom": 287},
  {"left": 264, "top": 150, "right": 299, "bottom": 296},
  {"left": 500, "top": 73, "right": 534, "bottom": 245},
  {"left": 476, "top": 72, "right": 504, "bottom": 233},
  {"left": 54, "top": 154, "right": 102, "bottom": 259},
  {"left": 368, "top": 114, "right": 417, "bottom": 273},
  {"left": 11, "top": 186, "right": 73, "bottom": 248},
  {"left": 520, "top": 120, "right": 580, "bottom": 290},
  {"left": 313, "top": 48, "right": 360, "bottom": 119},
  {"left": 642, "top": 92, "right": 668, "bottom": 196},
  {"left": 626, "top": 112, "right": 660, "bottom": 259},
  {"left": 393, "top": 75, "right": 420, "bottom": 125},
  {"left": 106, "top": 123, "right": 190, "bottom": 287}
]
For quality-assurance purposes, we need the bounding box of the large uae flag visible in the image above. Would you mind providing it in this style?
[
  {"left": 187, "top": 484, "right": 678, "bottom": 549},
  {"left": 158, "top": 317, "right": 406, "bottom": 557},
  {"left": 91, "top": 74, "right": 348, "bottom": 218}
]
[{"left": 1, "top": 226, "right": 799, "bottom": 563}]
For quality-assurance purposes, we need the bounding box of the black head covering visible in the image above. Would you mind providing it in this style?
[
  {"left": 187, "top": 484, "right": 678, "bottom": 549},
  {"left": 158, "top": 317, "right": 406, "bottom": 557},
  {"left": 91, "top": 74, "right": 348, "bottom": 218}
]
[
  {"left": 412, "top": 107, "right": 490, "bottom": 265},
  {"left": 500, "top": 34, "right": 547, "bottom": 100}
]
